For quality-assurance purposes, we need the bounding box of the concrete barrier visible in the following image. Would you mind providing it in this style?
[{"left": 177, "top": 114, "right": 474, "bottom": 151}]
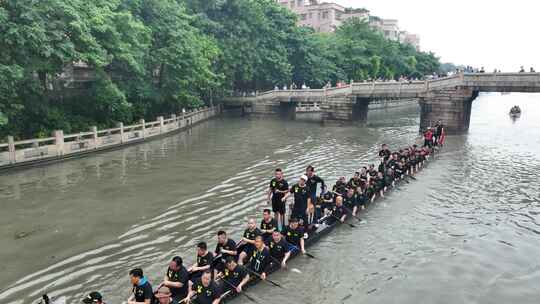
[{"left": 0, "top": 106, "right": 221, "bottom": 171}]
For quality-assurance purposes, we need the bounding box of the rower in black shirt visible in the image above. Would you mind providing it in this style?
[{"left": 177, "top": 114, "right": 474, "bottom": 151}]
[
  {"left": 128, "top": 268, "right": 153, "bottom": 304},
  {"left": 188, "top": 242, "right": 213, "bottom": 281},
  {"left": 187, "top": 270, "right": 220, "bottom": 304},
  {"left": 434, "top": 120, "right": 444, "bottom": 146},
  {"left": 378, "top": 144, "right": 391, "bottom": 162},
  {"left": 332, "top": 176, "right": 347, "bottom": 195},
  {"left": 284, "top": 175, "right": 310, "bottom": 226},
  {"left": 375, "top": 172, "right": 386, "bottom": 198},
  {"left": 387, "top": 153, "right": 397, "bottom": 169},
  {"left": 368, "top": 164, "right": 378, "bottom": 179},
  {"left": 284, "top": 218, "right": 306, "bottom": 255},
  {"left": 359, "top": 167, "right": 368, "bottom": 187},
  {"left": 343, "top": 187, "right": 358, "bottom": 216},
  {"left": 367, "top": 179, "right": 377, "bottom": 203},
  {"left": 305, "top": 165, "right": 325, "bottom": 224},
  {"left": 260, "top": 209, "right": 277, "bottom": 244},
  {"left": 394, "top": 162, "right": 405, "bottom": 180},
  {"left": 356, "top": 185, "right": 368, "bottom": 210},
  {"left": 330, "top": 196, "right": 348, "bottom": 224},
  {"left": 409, "top": 154, "right": 417, "bottom": 175},
  {"left": 213, "top": 231, "right": 236, "bottom": 274},
  {"left": 269, "top": 230, "right": 292, "bottom": 269},
  {"left": 237, "top": 218, "right": 262, "bottom": 265},
  {"left": 248, "top": 236, "right": 271, "bottom": 280},
  {"left": 348, "top": 172, "right": 361, "bottom": 189},
  {"left": 162, "top": 256, "right": 189, "bottom": 304},
  {"left": 221, "top": 257, "right": 250, "bottom": 294},
  {"left": 267, "top": 168, "right": 289, "bottom": 231},
  {"left": 320, "top": 187, "right": 334, "bottom": 215}
]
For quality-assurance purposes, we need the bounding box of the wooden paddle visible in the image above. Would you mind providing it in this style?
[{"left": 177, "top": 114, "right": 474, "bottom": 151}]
[
  {"left": 244, "top": 267, "right": 284, "bottom": 288},
  {"left": 330, "top": 214, "right": 356, "bottom": 228},
  {"left": 221, "top": 278, "right": 260, "bottom": 303}
]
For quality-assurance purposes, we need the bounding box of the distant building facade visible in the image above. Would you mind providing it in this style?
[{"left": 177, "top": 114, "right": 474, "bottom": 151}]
[
  {"left": 399, "top": 32, "right": 421, "bottom": 51},
  {"left": 277, "top": 0, "right": 420, "bottom": 50},
  {"left": 275, "top": 0, "right": 369, "bottom": 33}
]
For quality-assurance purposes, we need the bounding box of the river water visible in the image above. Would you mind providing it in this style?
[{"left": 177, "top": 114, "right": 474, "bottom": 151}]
[{"left": 1, "top": 93, "right": 539, "bottom": 304}]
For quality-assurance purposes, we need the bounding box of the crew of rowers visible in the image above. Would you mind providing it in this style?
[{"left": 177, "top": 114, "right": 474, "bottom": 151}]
[{"left": 81, "top": 143, "right": 433, "bottom": 304}]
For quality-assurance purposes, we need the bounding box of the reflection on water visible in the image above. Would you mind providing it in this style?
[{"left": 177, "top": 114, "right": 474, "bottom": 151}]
[{"left": 1, "top": 94, "right": 540, "bottom": 304}]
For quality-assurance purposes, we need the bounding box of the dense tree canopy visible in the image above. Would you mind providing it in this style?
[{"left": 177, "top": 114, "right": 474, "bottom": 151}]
[{"left": 0, "top": 0, "right": 442, "bottom": 139}]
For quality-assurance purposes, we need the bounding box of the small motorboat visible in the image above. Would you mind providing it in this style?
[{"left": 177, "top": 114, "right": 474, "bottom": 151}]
[{"left": 509, "top": 105, "right": 521, "bottom": 118}]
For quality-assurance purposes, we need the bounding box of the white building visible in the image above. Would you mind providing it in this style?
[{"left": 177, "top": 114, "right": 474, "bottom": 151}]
[
  {"left": 275, "top": 0, "right": 369, "bottom": 33},
  {"left": 276, "top": 1, "right": 420, "bottom": 49}
]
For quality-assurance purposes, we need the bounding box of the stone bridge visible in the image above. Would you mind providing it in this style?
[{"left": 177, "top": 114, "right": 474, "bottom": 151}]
[{"left": 224, "top": 73, "right": 540, "bottom": 133}]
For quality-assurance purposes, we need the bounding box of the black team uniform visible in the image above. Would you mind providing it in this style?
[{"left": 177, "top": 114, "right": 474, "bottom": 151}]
[
  {"left": 222, "top": 264, "right": 248, "bottom": 294},
  {"left": 239, "top": 227, "right": 261, "bottom": 262},
  {"left": 379, "top": 148, "right": 391, "bottom": 161},
  {"left": 191, "top": 278, "right": 220, "bottom": 304},
  {"left": 306, "top": 174, "right": 325, "bottom": 224},
  {"left": 269, "top": 177, "right": 289, "bottom": 219},
  {"left": 260, "top": 217, "right": 277, "bottom": 244},
  {"left": 348, "top": 176, "right": 361, "bottom": 189},
  {"left": 248, "top": 247, "right": 270, "bottom": 276},
  {"left": 132, "top": 278, "right": 153, "bottom": 303},
  {"left": 329, "top": 203, "right": 348, "bottom": 225},
  {"left": 332, "top": 180, "right": 347, "bottom": 195},
  {"left": 290, "top": 183, "right": 310, "bottom": 226},
  {"left": 320, "top": 191, "right": 335, "bottom": 214},
  {"left": 343, "top": 192, "right": 358, "bottom": 211},
  {"left": 214, "top": 239, "right": 237, "bottom": 273},
  {"left": 166, "top": 265, "right": 189, "bottom": 303},
  {"left": 306, "top": 174, "right": 325, "bottom": 203},
  {"left": 269, "top": 237, "right": 290, "bottom": 263},
  {"left": 284, "top": 225, "right": 304, "bottom": 253},
  {"left": 190, "top": 252, "right": 214, "bottom": 281}
]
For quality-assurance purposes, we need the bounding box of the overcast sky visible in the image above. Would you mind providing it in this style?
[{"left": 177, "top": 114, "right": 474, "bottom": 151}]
[{"left": 333, "top": 0, "right": 539, "bottom": 71}]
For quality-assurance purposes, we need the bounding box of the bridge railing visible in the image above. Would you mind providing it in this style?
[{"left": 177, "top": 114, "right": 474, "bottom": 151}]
[
  {"left": 224, "top": 72, "right": 540, "bottom": 104},
  {"left": 426, "top": 75, "right": 462, "bottom": 90},
  {"left": 0, "top": 106, "right": 220, "bottom": 169},
  {"left": 324, "top": 85, "right": 352, "bottom": 96},
  {"left": 462, "top": 73, "right": 540, "bottom": 90}
]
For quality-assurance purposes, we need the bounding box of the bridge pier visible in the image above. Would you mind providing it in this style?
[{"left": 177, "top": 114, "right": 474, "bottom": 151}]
[
  {"left": 321, "top": 94, "right": 359, "bottom": 124},
  {"left": 419, "top": 87, "right": 479, "bottom": 134},
  {"left": 279, "top": 101, "right": 297, "bottom": 120},
  {"left": 352, "top": 97, "right": 370, "bottom": 122}
]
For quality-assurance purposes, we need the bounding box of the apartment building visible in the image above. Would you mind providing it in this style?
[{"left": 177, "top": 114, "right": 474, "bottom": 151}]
[
  {"left": 277, "top": 1, "right": 421, "bottom": 50},
  {"left": 275, "top": 0, "right": 369, "bottom": 33},
  {"left": 399, "top": 32, "right": 421, "bottom": 51}
]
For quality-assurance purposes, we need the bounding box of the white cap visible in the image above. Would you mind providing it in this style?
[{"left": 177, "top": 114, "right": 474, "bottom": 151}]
[{"left": 300, "top": 175, "right": 308, "bottom": 181}]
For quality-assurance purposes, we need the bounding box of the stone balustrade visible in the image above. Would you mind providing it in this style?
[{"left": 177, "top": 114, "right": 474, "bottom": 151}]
[{"left": 0, "top": 106, "right": 221, "bottom": 170}]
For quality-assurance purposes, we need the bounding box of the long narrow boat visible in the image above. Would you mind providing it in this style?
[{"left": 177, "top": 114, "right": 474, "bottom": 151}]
[{"left": 218, "top": 152, "right": 436, "bottom": 303}]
